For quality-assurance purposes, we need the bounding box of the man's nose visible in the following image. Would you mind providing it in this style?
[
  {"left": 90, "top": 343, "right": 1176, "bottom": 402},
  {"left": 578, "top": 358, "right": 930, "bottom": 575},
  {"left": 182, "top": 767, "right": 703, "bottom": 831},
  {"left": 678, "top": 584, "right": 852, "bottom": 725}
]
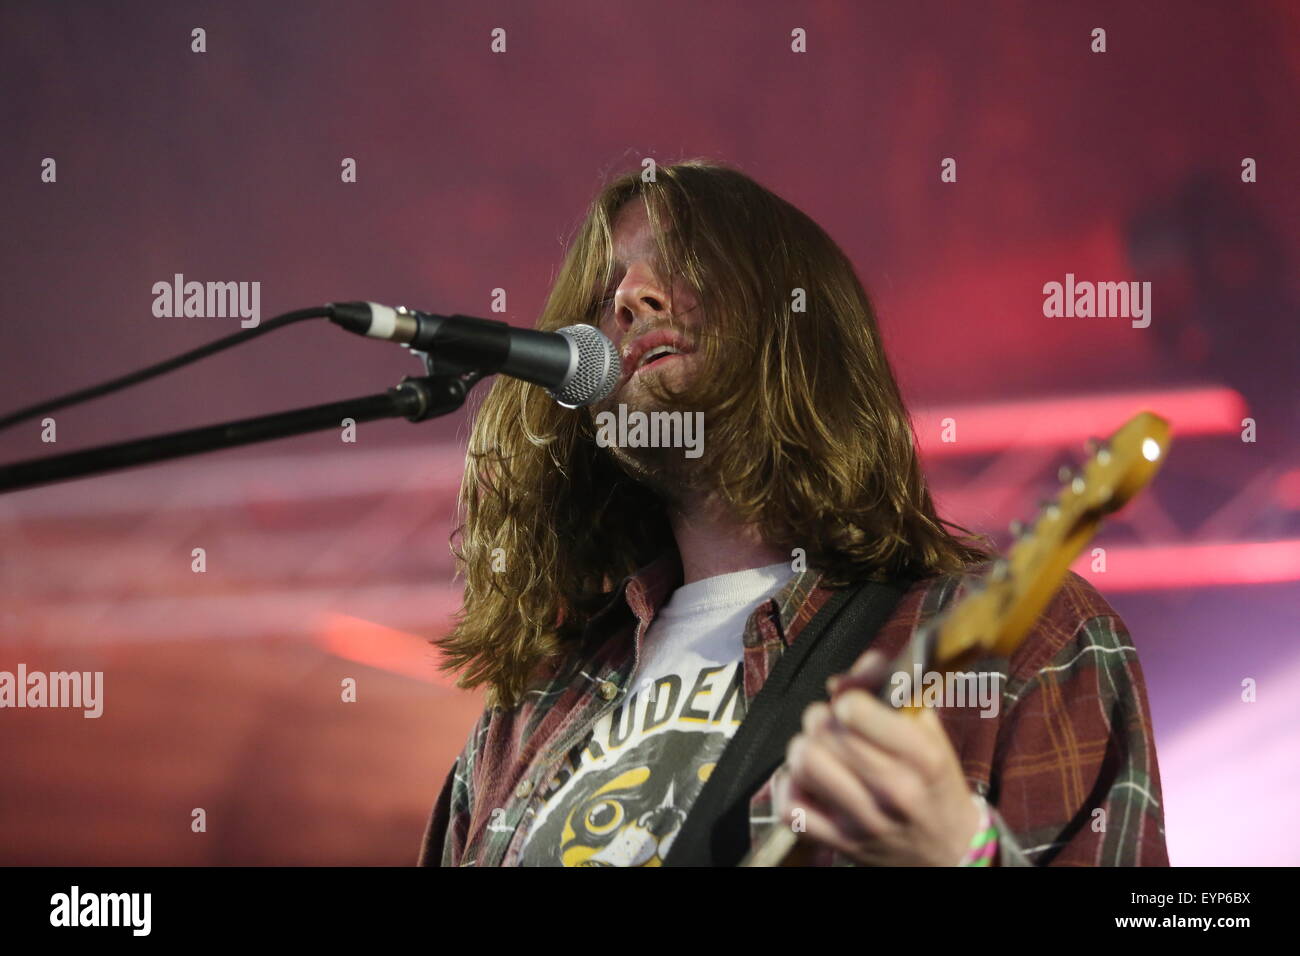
[{"left": 611, "top": 266, "right": 670, "bottom": 328}]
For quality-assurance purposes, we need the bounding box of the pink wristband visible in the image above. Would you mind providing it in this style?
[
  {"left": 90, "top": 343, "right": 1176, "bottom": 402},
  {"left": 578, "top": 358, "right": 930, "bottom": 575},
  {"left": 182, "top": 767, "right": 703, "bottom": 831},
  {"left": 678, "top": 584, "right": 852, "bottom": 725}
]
[{"left": 958, "top": 794, "right": 998, "bottom": 867}]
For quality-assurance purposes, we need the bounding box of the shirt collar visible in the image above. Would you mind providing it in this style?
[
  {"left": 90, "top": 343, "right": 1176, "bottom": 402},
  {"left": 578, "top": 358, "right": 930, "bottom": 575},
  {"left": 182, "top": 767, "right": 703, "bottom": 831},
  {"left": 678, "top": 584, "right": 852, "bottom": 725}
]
[
  {"left": 602, "top": 548, "right": 826, "bottom": 650},
  {"left": 623, "top": 549, "right": 684, "bottom": 625}
]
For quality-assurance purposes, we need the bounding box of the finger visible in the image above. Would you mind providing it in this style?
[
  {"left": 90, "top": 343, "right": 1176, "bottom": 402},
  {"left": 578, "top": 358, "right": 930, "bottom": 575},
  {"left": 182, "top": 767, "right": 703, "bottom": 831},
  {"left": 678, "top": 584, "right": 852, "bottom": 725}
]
[
  {"left": 786, "top": 778, "right": 896, "bottom": 864},
  {"left": 831, "top": 689, "right": 931, "bottom": 761},
  {"left": 780, "top": 774, "right": 829, "bottom": 829},
  {"left": 850, "top": 648, "right": 888, "bottom": 679},
  {"left": 913, "top": 700, "right": 949, "bottom": 738},
  {"left": 785, "top": 707, "right": 909, "bottom": 827},
  {"left": 792, "top": 799, "right": 863, "bottom": 859},
  {"left": 784, "top": 776, "right": 858, "bottom": 844},
  {"left": 786, "top": 732, "right": 895, "bottom": 838},
  {"left": 896, "top": 703, "right": 959, "bottom": 783},
  {"left": 801, "top": 700, "right": 836, "bottom": 740},
  {"left": 814, "top": 717, "right": 919, "bottom": 823},
  {"left": 830, "top": 650, "right": 894, "bottom": 699}
]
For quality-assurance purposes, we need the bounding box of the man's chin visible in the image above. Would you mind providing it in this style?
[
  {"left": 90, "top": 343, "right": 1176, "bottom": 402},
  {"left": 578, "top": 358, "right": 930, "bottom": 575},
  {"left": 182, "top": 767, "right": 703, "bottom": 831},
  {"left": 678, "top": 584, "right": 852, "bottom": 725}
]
[
  {"left": 591, "top": 388, "right": 668, "bottom": 422},
  {"left": 589, "top": 366, "right": 714, "bottom": 505},
  {"left": 602, "top": 442, "right": 706, "bottom": 509},
  {"left": 609, "top": 361, "right": 692, "bottom": 409}
]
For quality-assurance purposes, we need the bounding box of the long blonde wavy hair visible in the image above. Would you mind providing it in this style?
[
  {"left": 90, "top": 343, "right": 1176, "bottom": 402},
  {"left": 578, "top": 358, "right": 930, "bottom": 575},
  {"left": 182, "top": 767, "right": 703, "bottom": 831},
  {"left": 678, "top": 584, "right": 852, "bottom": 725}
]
[{"left": 437, "top": 160, "right": 988, "bottom": 708}]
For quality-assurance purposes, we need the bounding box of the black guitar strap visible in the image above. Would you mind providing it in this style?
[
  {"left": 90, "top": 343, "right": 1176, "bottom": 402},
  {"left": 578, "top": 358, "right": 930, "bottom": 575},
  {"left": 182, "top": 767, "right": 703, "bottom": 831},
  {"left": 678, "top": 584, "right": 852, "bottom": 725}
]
[{"left": 663, "top": 576, "right": 912, "bottom": 867}]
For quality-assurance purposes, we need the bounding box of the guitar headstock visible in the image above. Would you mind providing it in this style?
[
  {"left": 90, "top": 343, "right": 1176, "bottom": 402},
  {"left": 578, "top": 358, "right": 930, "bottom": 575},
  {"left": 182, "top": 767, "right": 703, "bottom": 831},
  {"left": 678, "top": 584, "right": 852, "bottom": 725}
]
[
  {"left": 931, "top": 410, "right": 1171, "bottom": 666},
  {"left": 1081, "top": 411, "right": 1172, "bottom": 514}
]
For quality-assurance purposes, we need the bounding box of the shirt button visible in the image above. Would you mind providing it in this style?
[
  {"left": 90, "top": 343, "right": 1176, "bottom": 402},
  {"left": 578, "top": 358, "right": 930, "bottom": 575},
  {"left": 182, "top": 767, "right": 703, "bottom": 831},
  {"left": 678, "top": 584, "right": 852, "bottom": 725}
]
[
  {"left": 515, "top": 780, "right": 533, "bottom": 798},
  {"left": 598, "top": 680, "right": 618, "bottom": 700}
]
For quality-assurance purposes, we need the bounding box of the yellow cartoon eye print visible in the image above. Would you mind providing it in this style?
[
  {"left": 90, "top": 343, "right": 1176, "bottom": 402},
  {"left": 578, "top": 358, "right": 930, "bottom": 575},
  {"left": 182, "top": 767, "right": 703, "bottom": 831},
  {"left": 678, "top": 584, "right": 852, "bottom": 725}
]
[{"left": 540, "top": 730, "right": 726, "bottom": 867}]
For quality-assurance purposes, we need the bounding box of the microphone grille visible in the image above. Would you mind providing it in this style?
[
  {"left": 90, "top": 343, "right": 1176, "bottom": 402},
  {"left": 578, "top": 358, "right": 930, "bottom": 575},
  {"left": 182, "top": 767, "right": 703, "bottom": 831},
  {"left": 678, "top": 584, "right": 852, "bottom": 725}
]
[{"left": 549, "top": 325, "right": 622, "bottom": 408}]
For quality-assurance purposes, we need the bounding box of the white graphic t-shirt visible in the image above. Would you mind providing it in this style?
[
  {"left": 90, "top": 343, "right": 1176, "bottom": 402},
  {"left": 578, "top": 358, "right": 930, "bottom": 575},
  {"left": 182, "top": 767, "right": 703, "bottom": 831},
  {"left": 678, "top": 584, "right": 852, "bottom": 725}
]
[{"left": 518, "top": 561, "right": 795, "bottom": 866}]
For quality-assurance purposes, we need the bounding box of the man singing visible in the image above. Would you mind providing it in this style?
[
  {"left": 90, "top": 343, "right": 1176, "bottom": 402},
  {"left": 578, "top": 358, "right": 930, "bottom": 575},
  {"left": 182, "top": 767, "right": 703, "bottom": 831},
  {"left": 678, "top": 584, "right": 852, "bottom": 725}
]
[{"left": 418, "top": 160, "right": 1168, "bottom": 867}]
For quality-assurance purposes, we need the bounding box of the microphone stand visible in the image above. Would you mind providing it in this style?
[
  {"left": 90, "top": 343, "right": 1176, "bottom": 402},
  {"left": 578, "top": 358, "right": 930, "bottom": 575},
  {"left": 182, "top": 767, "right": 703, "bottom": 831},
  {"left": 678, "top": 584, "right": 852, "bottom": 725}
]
[{"left": 0, "top": 361, "right": 484, "bottom": 495}]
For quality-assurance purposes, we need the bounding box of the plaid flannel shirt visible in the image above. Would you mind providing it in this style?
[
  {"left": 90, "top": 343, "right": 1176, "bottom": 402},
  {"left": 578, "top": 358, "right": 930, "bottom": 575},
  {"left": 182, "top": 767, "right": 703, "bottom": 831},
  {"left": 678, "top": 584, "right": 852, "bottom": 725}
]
[{"left": 418, "top": 551, "right": 1169, "bottom": 867}]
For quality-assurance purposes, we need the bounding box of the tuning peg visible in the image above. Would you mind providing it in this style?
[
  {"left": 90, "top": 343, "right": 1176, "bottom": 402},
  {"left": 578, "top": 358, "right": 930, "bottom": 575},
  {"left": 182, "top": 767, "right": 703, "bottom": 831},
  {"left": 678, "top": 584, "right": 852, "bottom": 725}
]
[
  {"left": 1038, "top": 499, "right": 1061, "bottom": 520},
  {"left": 989, "top": 559, "right": 1010, "bottom": 582},
  {"left": 1009, "top": 519, "right": 1025, "bottom": 538},
  {"left": 1058, "top": 465, "right": 1074, "bottom": 483}
]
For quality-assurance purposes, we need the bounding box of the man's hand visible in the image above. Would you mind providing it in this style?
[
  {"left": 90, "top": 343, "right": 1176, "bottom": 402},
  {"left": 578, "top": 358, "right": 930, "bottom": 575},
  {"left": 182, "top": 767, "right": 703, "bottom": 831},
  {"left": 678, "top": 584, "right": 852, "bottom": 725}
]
[{"left": 774, "top": 649, "right": 982, "bottom": 866}]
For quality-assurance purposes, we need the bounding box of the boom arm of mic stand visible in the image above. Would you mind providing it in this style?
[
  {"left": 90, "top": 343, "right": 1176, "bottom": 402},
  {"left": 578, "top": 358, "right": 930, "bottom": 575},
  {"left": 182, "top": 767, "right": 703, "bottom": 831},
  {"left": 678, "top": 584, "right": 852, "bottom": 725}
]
[{"left": 0, "top": 373, "right": 481, "bottom": 495}]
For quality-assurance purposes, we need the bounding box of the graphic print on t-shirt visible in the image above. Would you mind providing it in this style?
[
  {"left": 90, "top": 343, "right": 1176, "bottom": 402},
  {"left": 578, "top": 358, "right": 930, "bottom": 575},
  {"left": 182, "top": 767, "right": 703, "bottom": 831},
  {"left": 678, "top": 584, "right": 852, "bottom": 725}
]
[
  {"left": 523, "top": 660, "right": 746, "bottom": 867},
  {"left": 518, "top": 560, "right": 795, "bottom": 867}
]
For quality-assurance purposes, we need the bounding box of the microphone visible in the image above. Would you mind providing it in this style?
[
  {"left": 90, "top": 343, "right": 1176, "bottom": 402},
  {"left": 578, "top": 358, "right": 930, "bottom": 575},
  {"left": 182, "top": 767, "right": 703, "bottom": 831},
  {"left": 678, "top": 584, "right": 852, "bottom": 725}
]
[{"left": 327, "top": 301, "right": 621, "bottom": 408}]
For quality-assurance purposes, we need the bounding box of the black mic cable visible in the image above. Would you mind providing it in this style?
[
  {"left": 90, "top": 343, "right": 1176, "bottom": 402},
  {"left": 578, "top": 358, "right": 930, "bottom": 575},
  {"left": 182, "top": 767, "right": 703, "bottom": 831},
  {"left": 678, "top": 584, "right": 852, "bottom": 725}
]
[
  {"left": 0, "top": 301, "right": 622, "bottom": 433},
  {"left": 0, "top": 307, "right": 331, "bottom": 433}
]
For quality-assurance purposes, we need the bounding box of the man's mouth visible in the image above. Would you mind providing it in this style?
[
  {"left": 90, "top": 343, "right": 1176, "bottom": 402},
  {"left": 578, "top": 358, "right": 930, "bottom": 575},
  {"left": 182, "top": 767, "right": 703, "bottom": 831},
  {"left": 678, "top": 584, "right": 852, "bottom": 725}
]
[
  {"left": 620, "top": 329, "right": 692, "bottom": 387},
  {"left": 634, "top": 345, "right": 684, "bottom": 374}
]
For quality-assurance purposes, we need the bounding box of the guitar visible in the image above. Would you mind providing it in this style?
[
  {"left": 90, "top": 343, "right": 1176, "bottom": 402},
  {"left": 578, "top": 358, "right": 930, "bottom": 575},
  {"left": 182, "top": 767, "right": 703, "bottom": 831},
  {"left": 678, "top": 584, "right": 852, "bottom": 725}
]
[{"left": 742, "top": 409, "right": 1172, "bottom": 866}]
